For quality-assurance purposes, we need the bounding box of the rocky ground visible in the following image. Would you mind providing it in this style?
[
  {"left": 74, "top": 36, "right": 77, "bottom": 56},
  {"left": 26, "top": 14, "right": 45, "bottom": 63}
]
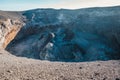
[{"left": 0, "top": 50, "right": 119, "bottom": 80}]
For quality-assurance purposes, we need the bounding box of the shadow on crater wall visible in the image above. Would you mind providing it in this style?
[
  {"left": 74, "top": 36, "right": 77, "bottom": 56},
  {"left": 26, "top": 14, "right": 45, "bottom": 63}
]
[{"left": 5, "top": 7, "right": 120, "bottom": 62}]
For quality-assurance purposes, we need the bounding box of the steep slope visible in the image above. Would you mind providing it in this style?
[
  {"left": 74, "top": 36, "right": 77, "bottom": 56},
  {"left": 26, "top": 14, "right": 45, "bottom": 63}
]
[
  {"left": 0, "top": 11, "right": 24, "bottom": 48},
  {"left": 2, "top": 6, "right": 120, "bottom": 62}
]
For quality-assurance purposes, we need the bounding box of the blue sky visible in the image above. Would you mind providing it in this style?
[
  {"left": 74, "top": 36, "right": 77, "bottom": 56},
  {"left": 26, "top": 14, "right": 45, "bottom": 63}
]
[{"left": 0, "top": 0, "right": 120, "bottom": 11}]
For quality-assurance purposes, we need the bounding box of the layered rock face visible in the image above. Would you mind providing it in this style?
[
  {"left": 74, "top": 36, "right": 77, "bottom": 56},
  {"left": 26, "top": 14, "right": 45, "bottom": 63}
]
[
  {"left": 1, "top": 6, "right": 120, "bottom": 62},
  {"left": 0, "top": 12, "right": 24, "bottom": 49}
]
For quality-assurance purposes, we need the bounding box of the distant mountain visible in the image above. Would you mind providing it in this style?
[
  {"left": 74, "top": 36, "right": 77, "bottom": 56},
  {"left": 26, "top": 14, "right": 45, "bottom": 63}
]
[{"left": 0, "top": 6, "right": 120, "bottom": 62}]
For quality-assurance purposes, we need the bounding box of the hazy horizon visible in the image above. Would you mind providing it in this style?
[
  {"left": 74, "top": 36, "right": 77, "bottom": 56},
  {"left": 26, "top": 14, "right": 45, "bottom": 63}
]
[{"left": 0, "top": 0, "right": 120, "bottom": 11}]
